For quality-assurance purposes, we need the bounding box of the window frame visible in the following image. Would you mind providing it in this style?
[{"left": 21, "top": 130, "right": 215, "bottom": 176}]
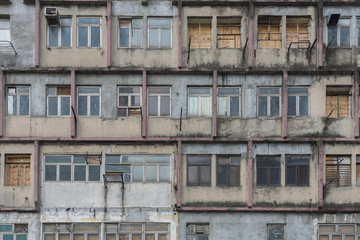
[
  {"left": 325, "top": 155, "right": 351, "bottom": 187},
  {"left": 285, "top": 155, "right": 309, "bottom": 187},
  {"left": 318, "top": 224, "right": 359, "bottom": 240},
  {"left": 216, "top": 155, "right": 240, "bottom": 187},
  {"left": 357, "top": 17, "right": 360, "bottom": 47},
  {"left": 48, "top": 17, "right": 72, "bottom": 48},
  {"left": 286, "top": 16, "right": 311, "bottom": 48},
  {"left": 147, "top": 86, "right": 171, "bottom": 117},
  {"left": 0, "top": 224, "right": 28, "bottom": 240},
  {"left": 0, "top": 16, "right": 10, "bottom": 47},
  {"left": 256, "top": 155, "right": 281, "bottom": 187},
  {"left": 77, "top": 86, "right": 101, "bottom": 117},
  {"left": 117, "top": 86, "right": 142, "bottom": 117},
  {"left": 43, "top": 223, "right": 100, "bottom": 240},
  {"left": 147, "top": 18, "right": 172, "bottom": 49},
  {"left": 187, "top": 155, "right": 211, "bottom": 186},
  {"left": 186, "top": 223, "right": 210, "bottom": 240},
  {"left": 188, "top": 87, "right": 212, "bottom": 117},
  {"left": 44, "top": 154, "right": 102, "bottom": 182},
  {"left": 6, "top": 86, "right": 31, "bottom": 116},
  {"left": 287, "top": 87, "right": 309, "bottom": 117},
  {"left": 257, "top": 87, "right": 281, "bottom": 117},
  {"left": 257, "top": 16, "right": 282, "bottom": 49},
  {"left": 77, "top": 17, "right": 102, "bottom": 48},
  {"left": 118, "top": 18, "right": 142, "bottom": 48},
  {"left": 105, "top": 222, "right": 170, "bottom": 240},
  {"left": 325, "top": 86, "right": 351, "bottom": 118},
  {"left": 188, "top": 17, "right": 212, "bottom": 49},
  {"left": 47, "top": 86, "right": 71, "bottom": 117},
  {"left": 217, "top": 87, "right": 241, "bottom": 117},
  {"left": 216, "top": 17, "right": 241, "bottom": 49},
  {"left": 327, "top": 17, "right": 351, "bottom": 48},
  {"left": 5, "top": 155, "right": 31, "bottom": 186}
]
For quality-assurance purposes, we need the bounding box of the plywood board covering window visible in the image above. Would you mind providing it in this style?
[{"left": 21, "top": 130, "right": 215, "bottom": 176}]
[
  {"left": 217, "top": 17, "right": 241, "bottom": 48},
  {"left": 188, "top": 18, "right": 212, "bottom": 49},
  {"left": 286, "top": 16, "right": 310, "bottom": 48},
  {"left": 257, "top": 16, "right": 281, "bottom": 48},
  {"left": 326, "top": 86, "right": 351, "bottom": 118},
  {"left": 5, "top": 155, "right": 30, "bottom": 186},
  {"left": 326, "top": 155, "right": 351, "bottom": 187}
]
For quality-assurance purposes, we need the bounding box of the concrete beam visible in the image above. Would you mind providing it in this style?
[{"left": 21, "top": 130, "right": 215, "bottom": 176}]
[
  {"left": 317, "top": 0, "right": 323, "bottom": 68},
  {"left": 248, "top": 0, "right": 254, "bottom": 68}
]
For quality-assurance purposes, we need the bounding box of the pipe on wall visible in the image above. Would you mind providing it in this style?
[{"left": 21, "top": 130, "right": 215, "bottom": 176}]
[
  {"left": 317, "top": 0, "right": 323, "bottom": 68},
  {"left": 0, "top": 70, "right": 2, "bottom": 137},
  {"left": 33, "top": 140, "right": 39, "bottom": 206},
  {"left": 248, "top": 0, "right": 254, "bottom": 68},
  {"left": 318, "top": 140, "right": 324, "bottom": 207}
]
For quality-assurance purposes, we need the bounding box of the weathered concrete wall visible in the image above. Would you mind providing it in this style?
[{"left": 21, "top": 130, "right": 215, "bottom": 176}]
[
  {"left": 111, "top": 1, "right": 178, "bottom": 68},
  {"left": 0, "top": 0, "right": 35, "bottom": 67},
  {"left": 0, "top": 212, "right": 39, "bottom": 239},
  {"left": 39, "top": 4, "right": 107, "bottom": 68},
  {"left": 0, "top": 144, "right": 35, "bottom": 208}
]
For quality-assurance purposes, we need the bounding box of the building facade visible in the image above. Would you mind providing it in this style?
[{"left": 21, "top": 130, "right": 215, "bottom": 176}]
[{"left": 1, "top": 0, "right": 360, "bottom": 239}]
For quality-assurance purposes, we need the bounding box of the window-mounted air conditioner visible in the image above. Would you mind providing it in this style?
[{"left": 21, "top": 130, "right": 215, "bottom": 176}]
[{"left": 45, "top": 7, "right": 59, "bottom": 26}]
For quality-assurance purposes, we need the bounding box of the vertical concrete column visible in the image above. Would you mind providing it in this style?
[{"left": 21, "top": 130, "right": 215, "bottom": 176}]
[
  {"left": 318, "top": 140, "right": 324, "bottom": 208},
  {"left": 33, "top": 140, "right": 39, "bottom": 206},
  {"left": 107, "top": 0, "right": 111, "bottom": 68},
  {"left": 355, "top": 71, "right": 359, "bottom": 137},
  {"left": 0, "top": 70, "right": 3, "bottom": 137},
  {"left": 248, "top": 0, "right": 254, "bottom": 68},
  {"left": 71, "top": 69, "right": 76, "bottom": 138},
  {"left": 247, "top": 140, "right": 253, "bottom": 208},
  {"left": 317, "top": 0, "right": 323, "bottom": 68},
  {"left": 142, "top": 69, "right": 147, "bottom": 138},
  {"left": 282, "top": 71, "right": 288, "bottom": 138},
  {"left": 212, "top": 70, "right": 217, "bottom": 138},
  {"left": 177, "top": 0, "right": 182, "bottom": 68},
  {"left": 177, "top": 140, "right": 182, "bottom": 207},
  {"left": 35, "top": 0, "right": 40, "bottom": 67}
]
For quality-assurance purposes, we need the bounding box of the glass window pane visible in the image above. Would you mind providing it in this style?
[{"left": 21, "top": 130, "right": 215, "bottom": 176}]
[
  {"left": 90, "top": 96, "right": 100, "bottom": 116},
  {"left": 270, "top": 96, "right": 279, "bottom": 116},
  {"left": 19, "top": 95, "right": 29, "bottom": 116},
  {"left": 146, "top": 165, "right": 157, "bottom": 181},
  {"left": 61, "top": 97, "right": 70, "bottom": 116},
  {"left": 229, "top": 166, "right": 240, "bottom": 186},
  {"left": 270, "top": 168, "right": 280, "bottom": 185},
  {"left": 7, "top": 95, "right": 16, "bottom": 115},
  {"left": 258, "top": 96, "right": 267, "bottom": 116},
  {"left": 218, "top": 88, "right": 239, "bottom": 95},
  {"left": 340, "top": 26, "right": 350, "bottom": 47},
  {"left": 218, "top": 97, "right": 227, "bottom": 116},
  {"left": 3, "top": 235, "right": 14, "bottom": 240},
  {"left": 299, "top": 96, "right": 308, "bottom": 116},
  {"left": 189, "top": 88, "right": 211, "bottom": 94},
  {"left": 61, "top": 18, "right": 72, "bottom": 25},
  {"left": 131, "top": 96, "right": 140, "bottom": 107},
  {"left": 120, "top": 28, "right": 129, "bottom": 47},
  {"left": 132, "top": 29, "right": 141, "bottom": 47},
  {"left": 188, "top": 166, "right": 198, "bottom": 185},
  {"left": 79, "top": 18, "right": 100, "bottom": 24},
  {"left": 217, "top": 165, "right": 227, "bottom": 185},
  {"left": 148, "top": 96, "right": 158, "bottom": 116},
  {"left": 161, "top": 28, "right": 171, "bottom": 48},
  {"left": 79, "top": 87, "right": 100, "bottom": 94},
  {"left": 160, "top": 96, "right": 170, "bottom": 116},
  {"left": 288, "top": 96, "right": 296, "bottom": 116},
  {"left": 149, "top": 29, "right": 158, "bottom": 47},
  {"left": 61, "top": 26, "right": 71, "bottom": 47},
  {"left": 48, "top": 97, "right": 58, "bottom": 116},
  {"left": 288, "top": 88, "right": 308, "bottom": 94},
  {"left": 230, "top": 97, "right": 239, "bottom": 116},
  {"left": 119, "top": 96, "right": 128, "bottom": 107},
  {"left": 328, "top": 26, "right": 337, "bottom": 47},
  {"left": 78, "top": 96, "right": 88, "bottom": 116},
  {"left": 49, "top": 26, "right": 58, "bottom": 47},
  {"left": 258, "top": 88, "right": 279, "bottom": 94},
  {"left": 257, "top": 168, "right": 267, "bottom": 185},
  {"left": 89, "top": 165, "right": 100, "bottom": 181},
  {"left": 148, "top": 87, "right": 170, "bottom": 94},
  {"left": 147, "top": 156, "right": 170, "bottom": 163},
  {"left": 286, "top": 165, "right": 296, "bottom": 185},
  {"left": 189, "top": 96, "right": 198, "bottom": 116},
  {"left": 16, "top": 235, "right": 27, "bottom": 240},
  {"left": 201, "top": 96, "right": 211, "bottom": 116},
  {"left": 149, "top": 19, "right": 171, "bottom": 26},
  {"left": 0, "top": 225, "right": 13, "bottom": 232},
  {"left": 78, "top": 26, "right": 88, "bottom": 47},
  {"left": 133, "top": 165, "right": 143, "bottom": 181},
  {"left": 74, "top": 165, "right": 86, "bottom": 181},
  {"left": 200, "top": 166, "right": 211, "bottom": 185},
  {"left": 298, "top": 165, "right": 309, "bottom": 186},
  {"left": 45, "top": 165, "right": 57, "bottom": 181},
  {"left": 59, "top": 165, "right": 71, "bottom": 181},
  {"left": 188, "top": 156, "right": 211, "bottom": 165},
  {"left": 159, "top": 165, "right": 170, "bottom": 181},
  {"left": 46, "top": 155, "right": 72, "bottom": 163}
]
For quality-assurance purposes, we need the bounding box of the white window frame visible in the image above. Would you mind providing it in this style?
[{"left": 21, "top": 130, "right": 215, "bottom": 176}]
[
  {"left": 106, "top": 223, "right": 170, "bottom": 240},
  {"left": 118, "top": 18, "right": 142, "bottom": 48},
  {"left": 7, "top": 86, "right": 31, "bottom": 116},
  {"left": 117, "top": 86, "right": 142, "bottom": 117},
  {"left": 43, "top": 223, "right": 100, "bottom": 240},
  {"left": 257, "top": 87, "right": 281, "bottom": 117},
  {"left": 147, "top": 18, "right": 172, "bottom": 48},
  {"left": 47, "top": 86, "right": 71, "bottom": 117},
  {"left": 48, "top": 17, "right": 72, "bottom": 48},
  {"left": 327, "top": 17, "right": 351, "bottom": 47},
  {"left": 147, "top": 86, "right": 171, "bottom": 117},
  {"left": 77, "top": 17, "right": 101, "bottom": 48},
  {"left": 77, "top": 86, "right": 101, "bottom": 117},
  {"left": 217, "top": 87, "right": 241, "bottom": 117},
  {"left": 287, "top": 87, "right": 309, "bottom": 117},
  {"left": 0, "top": 224, "right": 28, "bottom": 239},
  {"left": 188, "top": 87, "right": 212, "bottom": 117}
]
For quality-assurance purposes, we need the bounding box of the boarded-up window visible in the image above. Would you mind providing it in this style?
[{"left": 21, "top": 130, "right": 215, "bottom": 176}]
[
  {"left": 326, "top": 86, "right": 351, "bottom": 118},
  {"left": 326, "top": 155, "right": 351, "bottom": 187},
  {"left": 5, "top": 155, "right": 30, "bottom": 186},
  {"left": 319, "top": 224, "right": 357, "bottom": 240},
  {"left": 286, "top": 17, "right": 310, "bottom": 48},
  {"left": 356, "top": 156, "right": 360, "bottom": 186},
  {"left": 217, "top": 17, "right": 241, "bottom": 48},
  {"left": 188, "top": 18, "right": 212, "bottom": 49},
  {"left": 258, "top": 16, "right": 281, "bottom": 48}
]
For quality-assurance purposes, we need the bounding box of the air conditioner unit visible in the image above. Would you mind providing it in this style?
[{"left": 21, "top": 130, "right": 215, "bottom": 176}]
[{"left": 45, "top": 7, "right": 59, "bottom": 26}]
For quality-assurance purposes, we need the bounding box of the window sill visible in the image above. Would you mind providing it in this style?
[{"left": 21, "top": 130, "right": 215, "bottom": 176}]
[{"left": 146, "top": 48, "right": 172, "bottom": 50}]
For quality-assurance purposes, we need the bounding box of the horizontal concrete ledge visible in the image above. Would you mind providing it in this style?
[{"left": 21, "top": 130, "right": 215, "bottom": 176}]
[
  {"left": 0, "top": 207, "right": 38, "bottom": 212},
  {"left": 24, "top": 0, "right": 107, "bottom": 5}
]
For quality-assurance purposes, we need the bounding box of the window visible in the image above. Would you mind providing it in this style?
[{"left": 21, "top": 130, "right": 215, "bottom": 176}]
[
  {"left": 5, "top": 155, "right": 30, "bottom": 186},
  {"left": 318, "top": 224, "right": 359, "bottom": 240},
  {"left": 326, "top": 86, "right": 351, "bottom": 118},
  {"left": 43, "top": 223, "right": 100, "bottom": 240},
  {"left": 188, "top": 18, "right": 212, "bottom": 49},
  {"left": 0, "top": 224, "right": 28, "bottom": 240},
  {"left": 217, "top": 87, "right": 240, "bottom": 117},
  {"left": 48, "top": 18, "right": 71, "bottom": 47},
  {"left": 285, "top": 155, "right": 309, "bottom": 186},
  {"left": 328, "top": 17, "right": 350, "bottom": 47},
  {"left": 356, "top": 156, "right": 360, "bottom": 186},
  {"left": 286, "top": 17, "right": 310, "bottom": 48},
  {"left": 119, "top": 18, "right": 141, "bottom": 48},
  {"left": 106, "top": 223, "right": 169, "bottom": 240},
  {"left": 187, "top": 155, "right": 211, "bottom": 186},
  {"left": 268, "top": 224, "right": 285, "bottom": 240},
  {"left": 105, "top": 155, "right": 170, "bottom": 183},
  {"left": 118, "top": 86, "right": 141, "bottom": 117},
  {"left": 148, "top": 18, "right": 171, "bottom": 48},
  {"left": 258, "top": 87, "right": 281, "bottom": 117},
  {"left": 326, "top": 155, "right": 351, "bottom": 187},
  {"left": 258, "top": 16, "right": 281, "bottom": 48},
  {"left": 147, "top": 87, "right": 171, "bottom": 117},
  {"left": 44, "top": 155, "right": 101, "bottom": 182},
  {"left": 0, "top": 16, "right": 10, "bottom": 47},
  {"left": 357, "top": 18, "right": 360, "bottom": 47},
  {"left": 288, "top": 87, "right": 309, "bottom": 117},
  {"left": 216, "top": 156, "right": 240, "bottom": 186},
  {"left": 7, "top": 86, "right": 30, "bottom": 116},
  {"left": 188, "top": 87, "right": 212, "bottom": 117},
  {"left": 186, "top": 224, "right": 209, "bottom": 240},
  {"left": 217, "top": 17, "right": 241, "bottom": 48},
  {"left": 77, "top": 86, "right": 101, "bottom": 117},
  {"left": 77, "top": 17, "right": 101, "bottom": 47},
  {"left": 47, "top": 86, "right": 71, "bottom": 116},
  {"left": 256, "top": 156, "right": 280, "bottom": 186}
]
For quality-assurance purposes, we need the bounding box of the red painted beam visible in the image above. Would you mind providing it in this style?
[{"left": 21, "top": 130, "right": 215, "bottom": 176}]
[
  {"left": 355, "top": 71, "right": 359, "bottom": 138},
  {"left": 142, "top": 69, "right": 147, "bottom": 137},
  {"left": 0, "top": 70, "right": 3, "bottom": 137},
  {"left": 35, "top": 0, "right": 40, "bottom": 67},
  {"left": 248, "top": 140, "right": 253, "bottom": 208},
  {"left": 317, "top": 0, "right": 323, "bottom": 68},
  {"left": 178, "top": 0, "right": 183, "bottom": 68},
  {"left": 33, "top": 140, "right": 39, "bottom": 205},
  {"left": 248, "top": 0, "right": 254, "bottom": 68},
  {"left": 177, "top": 140, "right": 182, "bottom": 207},
  {"left": 282, "top": 71, "right": 288, "bottom": 138},
  {"left": 71, "top": 69, "right": 76, "bottom": 138},
  {"left": 318, "top": 140, "right": 324, "bottom": 208},
  {"left": 212, "top": 70, "right": 217, "bottom": 138},
  {"left": 106, "top": 0, "right": 111, "bottom": 68}
]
